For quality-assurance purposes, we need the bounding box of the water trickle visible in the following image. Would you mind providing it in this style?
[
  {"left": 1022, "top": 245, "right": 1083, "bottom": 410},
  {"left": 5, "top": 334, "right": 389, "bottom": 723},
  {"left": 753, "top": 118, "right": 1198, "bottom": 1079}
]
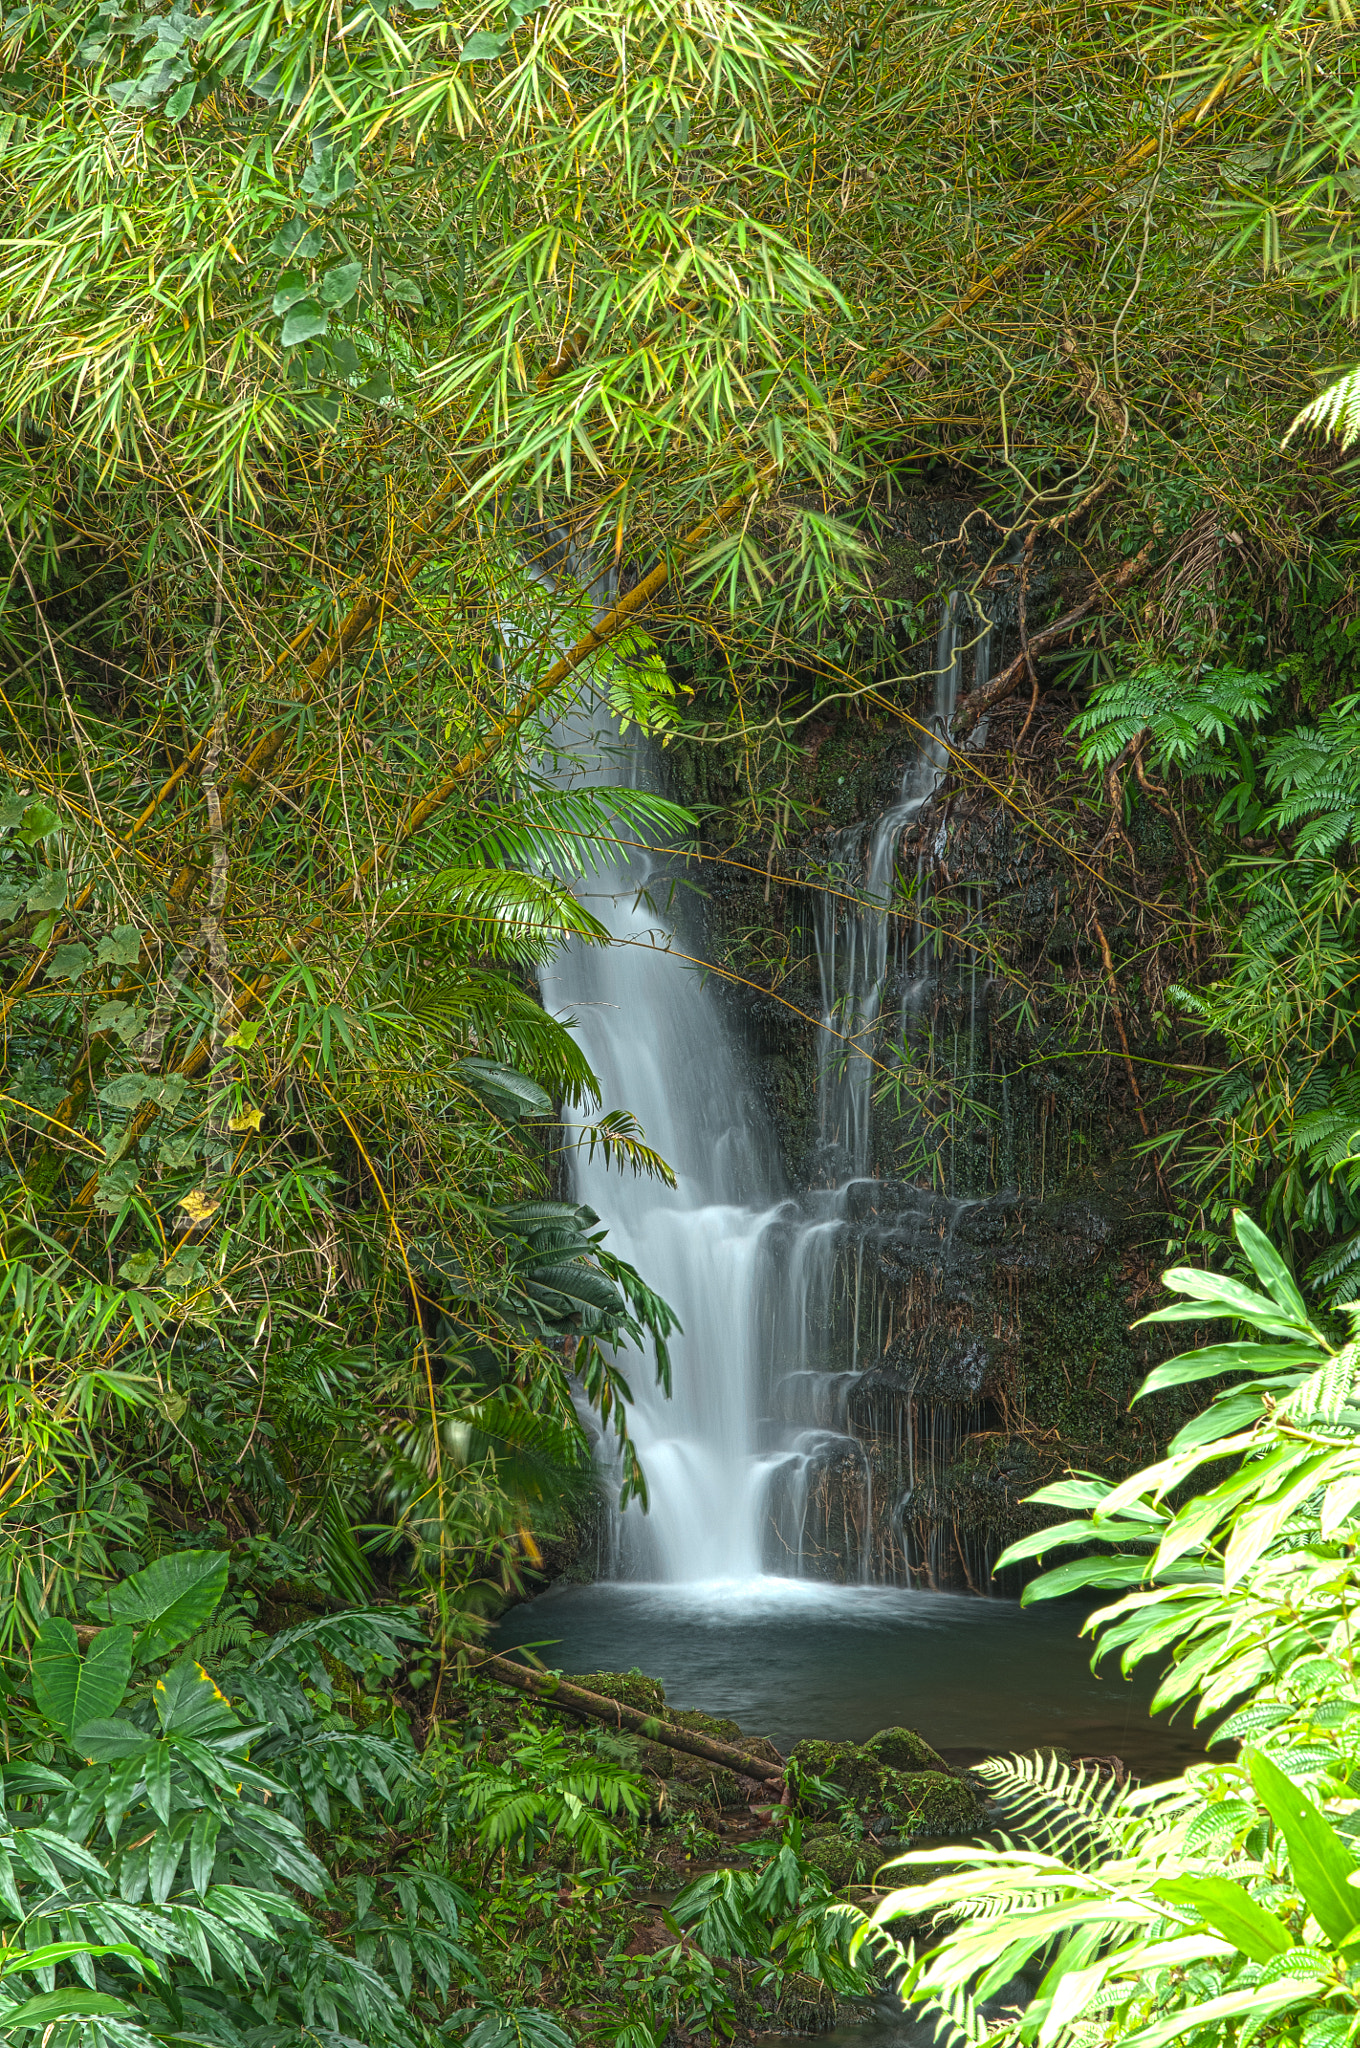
[{"left": 812, "top": 591, "right": 984, "bottom": 1182}]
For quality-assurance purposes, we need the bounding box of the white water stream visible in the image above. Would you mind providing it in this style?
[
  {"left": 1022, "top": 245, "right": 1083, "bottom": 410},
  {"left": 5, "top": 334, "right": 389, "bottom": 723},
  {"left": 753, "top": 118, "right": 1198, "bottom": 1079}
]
[{"left": 540, "top": 595, "right": 989, "bottom": 1583}]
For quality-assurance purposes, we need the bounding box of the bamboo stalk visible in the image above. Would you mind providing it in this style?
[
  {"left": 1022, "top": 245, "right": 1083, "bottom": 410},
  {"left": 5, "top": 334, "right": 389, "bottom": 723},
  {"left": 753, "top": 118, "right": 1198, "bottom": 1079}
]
[
  {"left": 71, "top": 479, "right": 766, "bottom": 1206},
  {"left": 870, "top": 62, "right": 1257, "bottom": 380},
  {"left": 452, "top": 1640, "right": 786, "bottom": 1785}
]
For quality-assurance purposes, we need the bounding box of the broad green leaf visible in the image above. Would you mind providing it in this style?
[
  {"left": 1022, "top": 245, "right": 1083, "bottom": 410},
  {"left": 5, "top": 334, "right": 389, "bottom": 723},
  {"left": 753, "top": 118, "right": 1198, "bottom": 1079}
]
[
  {"left": 0, "top": 1943, "right": 150, "bottom": 1979},
  {"left": 282, "top": 304, "right": 329, "bottom": 346},
  {"left": 153, "top": 1656, "right": 239, "bottom": 1738},
  {"left": 25, "top": 868, "right": 66, "bottom": 913},
  {"left": 458, "top": 1058, "right": 552, "bottom": 1121},
  {"left": 73, "top": 1718, "right": 155, "bottom": 1763},
  {"left": 1155, "top": 1876, "right": 1292, "bottom": 1962},
  {"left": 1137, "top": 1343, "right": 1309, "bottom": 1397},
  {"left": 96, "top": 925, "right": 142, "bottom": 967},
  {"left": 15, "top": 801, "right": 61, "bottom": 844},
  {"left": 31, "top": 1619, "right": 133, "bottom": 1740},
  {"left": 188, "top": 1810, "right": 221, "bottom": 1894},
  {"left": 272, "top": 274, "right": 310, "bottom": 314},
  {"left": 1249, "top": 1749, "right": 1360, "bottom": 1943},
  {"left": 1142, "top": 1266, "right": 1323, "bottom": 1341},
  {"left": 319, "top": 260, "right": 362, "bottom": 306},
  {"left": 106, "top": 1549, "right": 229, "bottom": 1662},
  {"left": 0, "top": 1990, "right": 131, "bottom": 2027},
  {"left": 46, "top": 942, "right": 91, "bottom": 982},
  {"left": 1234, "top": 1209, "right": 1311, "bottom": 1323}
]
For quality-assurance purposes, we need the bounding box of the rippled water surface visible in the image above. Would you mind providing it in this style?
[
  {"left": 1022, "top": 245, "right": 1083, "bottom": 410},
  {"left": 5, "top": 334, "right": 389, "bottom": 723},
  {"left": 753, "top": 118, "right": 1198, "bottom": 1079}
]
[{"left": 494, "top": 1578, "right": 1206, "bottom": 1776}]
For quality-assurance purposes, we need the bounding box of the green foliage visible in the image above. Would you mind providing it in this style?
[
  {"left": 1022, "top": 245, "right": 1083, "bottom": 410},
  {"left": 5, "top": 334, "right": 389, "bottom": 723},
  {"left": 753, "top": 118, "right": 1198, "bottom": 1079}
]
[
  {"left": 0, "top": 1554, "right": 493, "bottom": 2048},
  {"left": 670, "top": 1829, "right": 870, "bottom": 1991},
  {"left": 845, "top": 1213, "right": 1360, "bottom": 2048},
  {"left": 1071, "top": 664, "right": 1278, "bottom": 777},
  {"left": 455, "top": 1717, "right": 651, "bottom": 1866}
]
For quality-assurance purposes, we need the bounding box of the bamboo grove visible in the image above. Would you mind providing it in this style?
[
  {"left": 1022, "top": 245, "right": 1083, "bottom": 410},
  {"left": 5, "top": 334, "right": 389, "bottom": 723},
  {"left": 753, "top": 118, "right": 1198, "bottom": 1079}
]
[{"left": 4, "top": 0, "right": 1360, "bottom": 1630}]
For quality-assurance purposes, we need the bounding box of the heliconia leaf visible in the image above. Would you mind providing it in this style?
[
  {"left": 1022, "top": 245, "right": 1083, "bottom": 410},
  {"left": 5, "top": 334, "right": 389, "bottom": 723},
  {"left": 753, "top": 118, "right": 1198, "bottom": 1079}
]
[
  {"left": 0, "top": 1990, "right": 132, "bottom": 2027},
  {"left": 152, "top": 1656, "right": 239, "bottom": 1739},
  {"left": 188, "top": 1810, "right": 222, "bottom": 1895},
  {"left": 31, "top": 1619, "right": 133, "bottom": 1741},
  {"left": 149, "top": 1825, "right": 185, "bottom": 1905},
  {"left": 1249, "top": 1750, "right": 1360, "bottom": 1944},
  {"left": 106, "top": 1549, "right": 229, "bottom": 1663},
  {"left": 1137, "top": 1343, "right": 1311, "bottom": 1396},
  {"left": 1233, "top": 1209, "right": 1312, "bottom": 1323},
  {"left": 1155, "top": 1876, "right": 1292, "bottom": 1963}
]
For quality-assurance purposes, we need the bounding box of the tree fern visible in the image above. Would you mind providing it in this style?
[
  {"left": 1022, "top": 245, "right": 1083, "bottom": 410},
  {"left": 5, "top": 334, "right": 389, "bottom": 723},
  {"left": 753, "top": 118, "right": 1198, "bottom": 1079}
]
[{"left": 1071, "top": 663, "right": 1277, "bottom": 776}]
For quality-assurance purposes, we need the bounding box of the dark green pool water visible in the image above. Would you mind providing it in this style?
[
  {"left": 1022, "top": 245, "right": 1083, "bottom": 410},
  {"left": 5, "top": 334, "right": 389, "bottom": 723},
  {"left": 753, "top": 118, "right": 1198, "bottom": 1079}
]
[{"left": 494, "top": 1577, "right": 1207, "bottom": 1776}]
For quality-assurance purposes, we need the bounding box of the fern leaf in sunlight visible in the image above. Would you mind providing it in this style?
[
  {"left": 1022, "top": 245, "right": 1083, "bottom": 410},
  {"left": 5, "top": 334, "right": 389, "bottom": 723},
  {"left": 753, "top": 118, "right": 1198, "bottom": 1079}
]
[{"left": 1286, "top": 362, "right": 1360, "bottom": 446}]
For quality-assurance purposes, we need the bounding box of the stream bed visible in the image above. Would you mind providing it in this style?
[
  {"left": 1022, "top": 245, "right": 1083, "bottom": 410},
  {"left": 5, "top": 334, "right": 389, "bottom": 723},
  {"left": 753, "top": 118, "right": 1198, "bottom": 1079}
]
[{"left": 493, "top": 1578, "right": 1207, "bottom": 1777}]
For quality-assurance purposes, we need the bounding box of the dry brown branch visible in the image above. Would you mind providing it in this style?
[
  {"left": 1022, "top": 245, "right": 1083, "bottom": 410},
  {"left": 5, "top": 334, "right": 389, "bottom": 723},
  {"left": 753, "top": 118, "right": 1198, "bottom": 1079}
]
[{"left": 955, "top": 536, "right": 1158, "bottom": 731}]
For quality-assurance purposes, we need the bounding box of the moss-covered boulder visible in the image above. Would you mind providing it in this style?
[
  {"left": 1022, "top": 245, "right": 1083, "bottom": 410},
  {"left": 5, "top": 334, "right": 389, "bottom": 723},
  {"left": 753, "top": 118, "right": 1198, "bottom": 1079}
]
[
  {"left": 801, "top": 1829, "right": 866, "bottom": 1889},
  {"left": 864, "top": 1726, "right": 948, "bottom": 1774},
  {"left": 670, "top": 1753, "right": 748, "bottom": 1808},
  {"left": 574, "top": 1670, "right": 667, "bottom": 1715},
  {"left": 670, "top": 1707, "right": 743, "bottom": 1742},
  {"left": 788, "top": 1738, "right": 884, "bottom": 1806},
  {"left": 888, "top": 1769, "right": 984, "bottom": 1836}
]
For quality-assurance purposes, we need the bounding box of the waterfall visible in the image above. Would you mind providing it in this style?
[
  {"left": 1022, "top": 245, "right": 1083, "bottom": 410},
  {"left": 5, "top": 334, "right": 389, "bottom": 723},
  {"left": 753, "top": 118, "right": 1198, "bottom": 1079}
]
[
  {"left": 540, "top": 588, "right": 996, "bottom": 1588},
  {"left": 541, "top": 716, "right": 783, "bottom": 1582},
  {"left": 811, "top": 592, "right": 983, "bottom": 1182}
]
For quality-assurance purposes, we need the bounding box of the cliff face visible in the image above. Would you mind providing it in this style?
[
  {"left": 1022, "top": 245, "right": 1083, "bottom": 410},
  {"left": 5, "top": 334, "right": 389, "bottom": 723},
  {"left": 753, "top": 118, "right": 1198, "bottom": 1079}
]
[{"left": 652, "top": 496, "right": 1201, "bottom": 1589}]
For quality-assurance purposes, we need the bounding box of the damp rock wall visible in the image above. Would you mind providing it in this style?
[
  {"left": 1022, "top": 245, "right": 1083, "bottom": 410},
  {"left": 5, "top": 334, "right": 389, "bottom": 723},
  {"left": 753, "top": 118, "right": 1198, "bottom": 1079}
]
[{"left": 653, "top": 495, "right": 1202, "bottom": 1590}]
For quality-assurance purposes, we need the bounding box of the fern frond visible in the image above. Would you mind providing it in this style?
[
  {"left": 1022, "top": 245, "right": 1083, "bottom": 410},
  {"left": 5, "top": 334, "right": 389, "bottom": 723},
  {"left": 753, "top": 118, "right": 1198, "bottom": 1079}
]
[{"left": 1286, "top": 361, "right": 1360, "bottom": 446}]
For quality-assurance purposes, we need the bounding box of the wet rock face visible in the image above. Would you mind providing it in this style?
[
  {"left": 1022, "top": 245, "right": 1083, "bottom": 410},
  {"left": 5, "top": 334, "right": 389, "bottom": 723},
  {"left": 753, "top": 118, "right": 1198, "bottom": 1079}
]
[{"left": 755, "top": 1167, "right": 1156, "bottom": 1590}]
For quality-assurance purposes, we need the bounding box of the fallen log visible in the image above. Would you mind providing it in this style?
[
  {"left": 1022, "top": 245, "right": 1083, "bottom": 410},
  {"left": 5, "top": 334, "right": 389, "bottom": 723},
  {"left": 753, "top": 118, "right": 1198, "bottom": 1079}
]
[{"left": 450, "top": 1640, "right": 786, "bottom": 1786}]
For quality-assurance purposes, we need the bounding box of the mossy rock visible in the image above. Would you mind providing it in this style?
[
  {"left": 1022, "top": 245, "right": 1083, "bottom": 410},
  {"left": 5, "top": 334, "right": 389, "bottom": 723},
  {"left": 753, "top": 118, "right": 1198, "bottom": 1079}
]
[
  {"left": 864, "top": 1726, "right": 948, "bottom": 1774},
  {"left": 670, "top": 1752, "right": 747, "bottom": 1808},
  {"left": 669, "top": 1707, "right": 744, "bottom": 1743},
  {"left": 789, "top": 1738, "right": 883, "bottom": 1807},
  {"left": 659, "top": 1778, "right": 720, "bottom": 1827},
  {"left": 801, "top": 1829, "right": 866, "bottom": 1889},
  {"left": 888, "top": 1769, "right": 985, "bottom": 1837},
  {"left": 775, "top": 1971, "right": 839, "bottom": 2033},
  {"left": 574, "top": 1669, "right": 667, "bottom": 1715}
]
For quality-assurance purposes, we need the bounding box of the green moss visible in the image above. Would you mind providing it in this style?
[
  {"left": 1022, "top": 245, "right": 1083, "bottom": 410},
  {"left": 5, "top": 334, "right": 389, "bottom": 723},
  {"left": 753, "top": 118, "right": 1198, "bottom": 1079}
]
[
  {"left": 669, "top": 1707, "right": 744, "bottom": 1743},
  {"left": 801, "top": 1829, "right": 866, "bottom": 1889},
  {"left": 887, "top": 1770, "right": 984, "bottom": 1837},
  {"left": 864, "top": 1727, "right": 947, "bottom": 1774},
  {"left": 574, "top": 1669, "right": 666, "bottom": 1715},
  {"left": 789, "top": 1738, "right": 883, "bottom": 1806}
]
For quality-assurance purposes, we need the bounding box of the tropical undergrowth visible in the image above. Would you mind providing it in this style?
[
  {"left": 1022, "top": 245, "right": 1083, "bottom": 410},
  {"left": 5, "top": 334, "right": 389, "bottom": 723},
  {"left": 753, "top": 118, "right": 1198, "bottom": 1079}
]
[
  {"left": 0, "top": 1545, "right": 871, "bottom": 2048},
  {"left": 849, "top": 1209, "right": 1360, "bottom": 2048}
]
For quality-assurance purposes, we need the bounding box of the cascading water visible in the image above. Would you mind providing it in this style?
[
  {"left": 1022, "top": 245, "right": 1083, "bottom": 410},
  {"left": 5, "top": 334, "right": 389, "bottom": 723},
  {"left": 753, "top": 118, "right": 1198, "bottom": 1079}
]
[
  {"left": 811, "top": 591, "right": 985, "bottom": 1182},
  {"left": 544, "top": 590, "right": 1001, "bottom": 1588},
  {"left": 752, "top": 591, "right": 1001, "bottom": 1586},
  {"left": 541, "top": 718, "right": 782, "bottom": 1582}
]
